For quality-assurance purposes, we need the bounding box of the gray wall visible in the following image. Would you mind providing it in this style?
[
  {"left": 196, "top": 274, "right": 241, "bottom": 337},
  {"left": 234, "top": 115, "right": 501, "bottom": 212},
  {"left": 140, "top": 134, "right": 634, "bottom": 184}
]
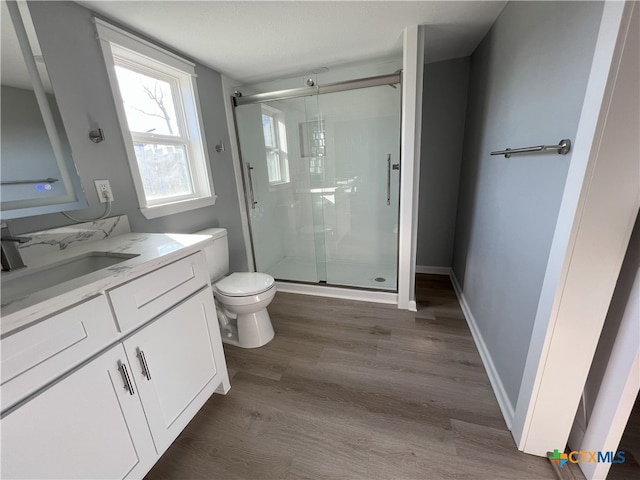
[
  {"left": 8, "top": 1, "right": 248, "bottom": 272},
  {"left": 1, "top": 86, "right": 74, "bottom": 203},
  {"left": 416, "top": 57, "right": 469, "bottom": 268},
  {"left": 452, "top": 1, "right": 604, "bottom": 405}
]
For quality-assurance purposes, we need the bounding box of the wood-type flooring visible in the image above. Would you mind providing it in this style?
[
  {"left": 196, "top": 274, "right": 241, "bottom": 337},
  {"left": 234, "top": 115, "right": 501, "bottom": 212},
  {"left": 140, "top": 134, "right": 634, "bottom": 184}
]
[{"left": 145, "top": 274, "right": 568, "bottom": 479}]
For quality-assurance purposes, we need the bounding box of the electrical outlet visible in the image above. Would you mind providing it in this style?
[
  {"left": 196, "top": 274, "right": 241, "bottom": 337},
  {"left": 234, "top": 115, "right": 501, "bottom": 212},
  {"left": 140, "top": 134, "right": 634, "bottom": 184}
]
[{"left": 94, "top": 179, "right": 114, "bottom": 203}]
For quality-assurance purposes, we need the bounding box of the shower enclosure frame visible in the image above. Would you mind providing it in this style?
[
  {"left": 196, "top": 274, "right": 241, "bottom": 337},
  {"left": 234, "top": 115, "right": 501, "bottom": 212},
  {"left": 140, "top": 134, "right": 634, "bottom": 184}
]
[
  {"left": 233, "top": 72, "right": 401, "bottom": 106},
  {"left": 231, "top": 70, "right": 403, "bottom": 294}
]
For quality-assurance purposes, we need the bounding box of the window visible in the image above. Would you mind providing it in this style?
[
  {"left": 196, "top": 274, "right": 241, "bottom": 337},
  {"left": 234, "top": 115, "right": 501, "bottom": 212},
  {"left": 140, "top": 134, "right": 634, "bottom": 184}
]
[
  {"left": 95, "top": 19, "right": 215, "bottom": 218},
  {"left": 261, "top": 105, "right": 289, "bottom": 186}
]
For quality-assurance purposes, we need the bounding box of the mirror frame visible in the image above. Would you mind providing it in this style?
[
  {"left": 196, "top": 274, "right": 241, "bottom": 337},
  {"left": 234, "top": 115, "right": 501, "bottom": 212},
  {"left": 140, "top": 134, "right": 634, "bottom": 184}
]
[{"left": 1, "top": 0, "right": 87, "bottom": 220}]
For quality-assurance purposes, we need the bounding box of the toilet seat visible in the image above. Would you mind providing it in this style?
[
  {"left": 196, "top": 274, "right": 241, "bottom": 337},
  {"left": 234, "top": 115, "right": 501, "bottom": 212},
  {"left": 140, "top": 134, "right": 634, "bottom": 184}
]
[{"left": 214, "top": 272, "right": 274, "bottom": 297}]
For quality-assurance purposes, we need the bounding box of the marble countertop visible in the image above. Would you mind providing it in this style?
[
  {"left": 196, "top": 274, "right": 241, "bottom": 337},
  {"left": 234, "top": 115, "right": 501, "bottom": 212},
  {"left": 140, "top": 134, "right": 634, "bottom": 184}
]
[{"left": 1, "top": 233, "right": 213, "bottom": 337}]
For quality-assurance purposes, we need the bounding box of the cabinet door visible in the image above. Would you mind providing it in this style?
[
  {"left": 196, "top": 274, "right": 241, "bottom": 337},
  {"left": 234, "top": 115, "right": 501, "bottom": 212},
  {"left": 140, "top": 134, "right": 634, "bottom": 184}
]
[
  {"left": 1, "top": 344, "right": 156, "bottom": 480},
  {"left": 122, "top": 288, "right": 229, "bottom": 454}
]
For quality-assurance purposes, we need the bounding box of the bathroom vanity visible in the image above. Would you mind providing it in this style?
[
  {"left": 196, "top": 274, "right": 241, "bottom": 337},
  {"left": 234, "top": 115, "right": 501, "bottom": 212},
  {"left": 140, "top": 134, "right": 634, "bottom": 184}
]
[{"left": 0, "top": 229, "right": 230, "bottom": 479}]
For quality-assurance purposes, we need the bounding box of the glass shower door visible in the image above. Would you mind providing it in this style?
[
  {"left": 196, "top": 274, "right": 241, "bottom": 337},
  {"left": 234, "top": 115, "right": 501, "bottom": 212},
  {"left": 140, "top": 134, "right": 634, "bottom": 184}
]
[
  {"left": 234, "top": 95, "right": 325, "bottom": 283},
  {"left": 233, "top": 76, "right": 401, "bottom": 291},
  {"left": 316, "top": 84, "right": 401, "bottom": 290}
]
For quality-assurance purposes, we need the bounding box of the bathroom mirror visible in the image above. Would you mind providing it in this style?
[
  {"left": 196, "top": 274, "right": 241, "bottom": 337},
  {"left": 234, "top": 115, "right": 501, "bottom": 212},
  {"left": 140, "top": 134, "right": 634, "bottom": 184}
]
[{"left": 0, "top": 0, "right": 87, "bottom": 219}]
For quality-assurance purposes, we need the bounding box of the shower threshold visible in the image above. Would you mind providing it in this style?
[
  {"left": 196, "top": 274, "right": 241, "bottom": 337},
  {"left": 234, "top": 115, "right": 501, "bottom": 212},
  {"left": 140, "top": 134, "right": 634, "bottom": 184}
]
[{"left": 265, "top": 256, "right": 397, "bottom": 292}]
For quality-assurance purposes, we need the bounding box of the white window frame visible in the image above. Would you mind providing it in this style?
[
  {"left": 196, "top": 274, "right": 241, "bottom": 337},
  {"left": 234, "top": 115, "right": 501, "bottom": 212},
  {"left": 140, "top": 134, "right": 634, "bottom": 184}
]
[
  {"left": 94, "top": 18, "right": 216, "bottom": 219},
  {"left": 261, "top": 105, "right": 290, "bottom": 187}
]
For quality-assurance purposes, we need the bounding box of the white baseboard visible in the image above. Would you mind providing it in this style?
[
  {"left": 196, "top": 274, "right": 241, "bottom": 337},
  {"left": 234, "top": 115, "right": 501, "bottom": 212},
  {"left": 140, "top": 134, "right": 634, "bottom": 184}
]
[
  {"left": 416, "top": 265, "right": 452, "bottom": 275},
  {"left": 449, "top": 271, "right": 516, "bottom": 430},
  {"left": 275, "top": 281, "right": 398, "bottom": 305}
]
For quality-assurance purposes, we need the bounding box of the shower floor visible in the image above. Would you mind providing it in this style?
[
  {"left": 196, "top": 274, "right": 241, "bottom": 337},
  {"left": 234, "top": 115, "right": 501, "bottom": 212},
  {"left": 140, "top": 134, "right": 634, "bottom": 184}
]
[{"left": 265, "top": 256, "right": 397, "bottom": 291}]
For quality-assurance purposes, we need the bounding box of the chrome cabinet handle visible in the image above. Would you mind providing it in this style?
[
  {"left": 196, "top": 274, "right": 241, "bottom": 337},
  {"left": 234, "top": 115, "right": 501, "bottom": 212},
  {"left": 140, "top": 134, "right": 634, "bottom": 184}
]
[
  {"left": 119, "top": 361, "right": 135, "bottom": 395},
  {"left": 137, "top": 349, "right": 151, "bottom": 381},
  {"left": 246, "top": 163, "right": 258, "bottom": 209}
]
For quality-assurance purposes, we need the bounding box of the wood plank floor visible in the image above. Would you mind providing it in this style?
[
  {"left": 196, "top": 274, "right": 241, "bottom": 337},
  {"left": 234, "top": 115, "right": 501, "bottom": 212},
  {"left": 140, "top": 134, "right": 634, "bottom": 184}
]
[{"left": 145, "top": 274, "right": 563, "bottom": 479}]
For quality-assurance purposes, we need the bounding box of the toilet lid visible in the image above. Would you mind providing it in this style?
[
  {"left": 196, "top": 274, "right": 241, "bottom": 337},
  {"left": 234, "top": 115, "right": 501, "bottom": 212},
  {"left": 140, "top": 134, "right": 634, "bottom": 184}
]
[{"left": 215, "top": 272, "right": 275, "bottom": 296}]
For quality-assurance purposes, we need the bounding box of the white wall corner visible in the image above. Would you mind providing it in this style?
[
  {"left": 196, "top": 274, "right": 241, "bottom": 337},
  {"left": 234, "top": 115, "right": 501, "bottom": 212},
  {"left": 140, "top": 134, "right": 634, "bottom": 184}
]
[
  {"left": 398, "top": 25, "right": 425, "bottom": 310},
  {"left": 450, "top": 271, "right": 516, "bottom": 429},
  {"left": 221, "top": 74, "right": 254, "bottom": 272}
]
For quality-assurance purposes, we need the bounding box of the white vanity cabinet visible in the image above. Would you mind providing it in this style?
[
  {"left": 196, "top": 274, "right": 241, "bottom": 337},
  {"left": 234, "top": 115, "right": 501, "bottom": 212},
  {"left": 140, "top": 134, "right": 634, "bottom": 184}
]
[
  {"left": 1, "top": 246, "right": 230, "bottom": 480},
  {"left": 121, "top": 288, "right": 229, "bottom": 454},
  {"left": 1, "top": 344, "right": 157, "bottom": 480}
]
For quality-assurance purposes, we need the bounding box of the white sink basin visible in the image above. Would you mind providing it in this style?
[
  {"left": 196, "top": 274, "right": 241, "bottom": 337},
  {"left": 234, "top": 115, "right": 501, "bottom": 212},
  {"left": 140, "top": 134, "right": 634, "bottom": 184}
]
[{"left": 1, "top": 252, "right": 139, "bottom": 304}]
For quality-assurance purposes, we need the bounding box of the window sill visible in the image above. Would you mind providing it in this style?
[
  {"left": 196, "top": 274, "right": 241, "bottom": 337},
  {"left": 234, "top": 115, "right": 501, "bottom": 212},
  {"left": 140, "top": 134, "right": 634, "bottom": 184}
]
[{"left": 140, "top": 195, "right": 217, "bottom": 219}]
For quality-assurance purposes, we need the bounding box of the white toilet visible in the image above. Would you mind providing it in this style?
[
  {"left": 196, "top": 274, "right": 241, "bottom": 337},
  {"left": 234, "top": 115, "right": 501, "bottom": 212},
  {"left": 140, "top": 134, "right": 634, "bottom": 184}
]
[{"left": 196, "top": 228, "right": 275, "bottom": 348}]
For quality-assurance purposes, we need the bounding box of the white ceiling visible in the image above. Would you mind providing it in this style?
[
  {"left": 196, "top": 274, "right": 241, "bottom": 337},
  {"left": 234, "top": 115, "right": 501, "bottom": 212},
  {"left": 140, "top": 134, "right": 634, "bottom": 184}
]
[{"left": 78, "top": 1, "right": 506, "bottom": 84}]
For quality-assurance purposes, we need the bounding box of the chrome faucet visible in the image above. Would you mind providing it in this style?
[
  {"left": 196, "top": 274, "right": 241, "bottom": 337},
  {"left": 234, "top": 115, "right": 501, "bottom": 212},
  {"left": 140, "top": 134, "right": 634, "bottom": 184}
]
[{"left": 1, "top": 222, "right": 31, "bottom": 271}]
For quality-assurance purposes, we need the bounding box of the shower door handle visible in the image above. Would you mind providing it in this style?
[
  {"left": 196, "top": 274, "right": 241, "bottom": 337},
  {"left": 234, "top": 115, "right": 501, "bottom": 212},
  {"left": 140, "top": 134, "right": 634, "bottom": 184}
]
[
  {"left": 387, "top": 154, "right": 391, "bottom": 206},
  {"left": 246, "top": 163, "right": 258, "bottom": 209},
  {"left": 387, "top": 154, "right": 400, "bottom": 206}
]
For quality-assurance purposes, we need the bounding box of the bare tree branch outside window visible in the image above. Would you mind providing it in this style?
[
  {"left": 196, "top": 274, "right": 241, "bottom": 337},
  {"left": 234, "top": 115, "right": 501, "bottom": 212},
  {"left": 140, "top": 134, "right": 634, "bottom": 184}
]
[{"left": 130, "top": 81, "right": 175, "bottom": 135}]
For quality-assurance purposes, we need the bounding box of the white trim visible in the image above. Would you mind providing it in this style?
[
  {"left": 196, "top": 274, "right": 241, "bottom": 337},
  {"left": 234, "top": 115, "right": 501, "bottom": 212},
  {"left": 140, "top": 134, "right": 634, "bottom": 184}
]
[
  {"left": 415, "top": 265, "right": 451, "bottom": 275},
  {"left": 577, "top": 265, "right": 639, "bottom": 480},
  {"left": 221, "top": 75, "right": 254, "bottom": 271},
  {"left": 588, "top": 354, "right": 639, "bottom": 480},
  {"left": 397, "top": 25, "right": 424, "bottom": 310},
  {"left": 97, "top": 34, "right": 148, "bottom": 209},
  {"left": 93, "top": 18, "right": 195, "bottom": 74},
  {"left": 139, "top": 195, "right": 217, "bottom": 219},
  {"left": 512, "top": 0, "right": 637, "bottom": 455},
  {"left": 189, "top": 69, "right": 216, "bottom": 200},
  {"left": 409, "top": 26, "right": 426, "bottom": 311},
  {"left": 94, "top": 17, "right": 216, "bottom": 218},
  {"left": 450, "top": 271, "right": 516, "bottom": 429},
  {"left": 275, "top": 282, "right": 398, "bottom": 305},
  {"left": 111, "top": 52, "right": 211, "bottom": 207}
]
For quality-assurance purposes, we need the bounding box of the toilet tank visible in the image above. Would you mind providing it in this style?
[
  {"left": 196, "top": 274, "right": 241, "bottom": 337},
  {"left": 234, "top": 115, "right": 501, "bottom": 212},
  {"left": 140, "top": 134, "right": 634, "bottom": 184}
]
[{"left": 194, "top": 228, "right": 229, "bottom": 283}]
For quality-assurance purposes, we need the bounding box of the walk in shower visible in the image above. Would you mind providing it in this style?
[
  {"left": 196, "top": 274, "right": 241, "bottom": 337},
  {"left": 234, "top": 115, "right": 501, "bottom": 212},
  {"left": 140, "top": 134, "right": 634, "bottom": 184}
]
[{"left": 233, "top": 72, "right": 401, "bottom": 291}]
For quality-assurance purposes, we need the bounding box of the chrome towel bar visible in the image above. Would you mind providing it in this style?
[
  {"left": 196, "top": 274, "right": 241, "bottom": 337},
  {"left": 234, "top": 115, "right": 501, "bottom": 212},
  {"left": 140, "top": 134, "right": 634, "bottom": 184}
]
[
  {"left": 1, "top": 178, "right": 59, "bottom": 185},
  {"left": 491, "top": 139, "right": 571, "bottom": 158}
]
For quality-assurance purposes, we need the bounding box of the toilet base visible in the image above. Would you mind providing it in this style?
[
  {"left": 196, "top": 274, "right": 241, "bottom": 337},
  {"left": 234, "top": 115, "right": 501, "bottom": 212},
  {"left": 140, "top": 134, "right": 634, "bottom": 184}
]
[
  {"left": 236, "top": 309, "right": 275, "bottom": 348},
  {"left": 217, "top": 306, "right": 274, "bottom": 349}
]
